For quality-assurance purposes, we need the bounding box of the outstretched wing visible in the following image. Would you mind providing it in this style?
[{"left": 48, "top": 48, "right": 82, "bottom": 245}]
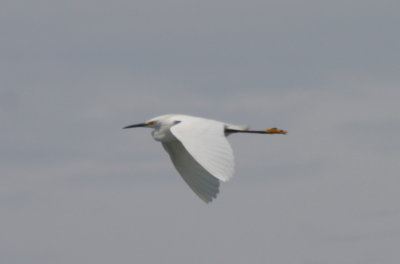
[
  {"left": 170, "top": 117, "right": 234, "bottom": 182},
  {"left": 162, "top": 141, "right": 220, "bottom": 203}
]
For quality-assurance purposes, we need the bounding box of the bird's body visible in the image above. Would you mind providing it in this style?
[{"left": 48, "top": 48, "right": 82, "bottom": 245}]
[
  {"left": 146, "top": 114, "right": 248, "bottom": 141},
  {"left": 124, "top": 114, "right": 286, "bottom": 203}
]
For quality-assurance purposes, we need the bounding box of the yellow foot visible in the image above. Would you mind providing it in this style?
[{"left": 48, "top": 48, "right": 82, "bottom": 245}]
[{"left": 264, "top": 128, "right": 287, "bottom": 134}]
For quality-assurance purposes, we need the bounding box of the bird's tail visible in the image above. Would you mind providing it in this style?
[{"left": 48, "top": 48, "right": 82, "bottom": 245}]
[
  {"left": 224, "top": 124, "right": 249, "bottom": 135},
  {"left": 225, "top": 124, "right": 249, "bottom": 130}
]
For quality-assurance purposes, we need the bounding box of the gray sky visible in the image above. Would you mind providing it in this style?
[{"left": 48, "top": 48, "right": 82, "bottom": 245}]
[{"left": 1, "top": 0, "right": 400, "bottom": 263}]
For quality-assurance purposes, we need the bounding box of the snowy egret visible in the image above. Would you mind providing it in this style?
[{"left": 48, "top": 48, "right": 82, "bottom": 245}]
[{"left": 124, "top": 114, "right": 287, "bottom": 203}]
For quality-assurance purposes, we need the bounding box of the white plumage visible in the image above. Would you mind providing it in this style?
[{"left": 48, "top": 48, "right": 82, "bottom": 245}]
[
  {"left": 124, "top": 114, "right": 287, "bottom": 203},
  {"left": 169, "top": 115, "right": 234, "bottom": 182},
  {"left": 162, "top": 140, "right": 220, "bottom": 203}
]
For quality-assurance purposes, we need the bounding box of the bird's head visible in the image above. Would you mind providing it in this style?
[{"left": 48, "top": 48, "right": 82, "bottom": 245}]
[{"left": 123, "top": 114, "right": 182, "bottom": 130}]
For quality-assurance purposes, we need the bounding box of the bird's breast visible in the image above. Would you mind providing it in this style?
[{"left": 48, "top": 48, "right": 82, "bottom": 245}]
[{"left": 151, "top": 127, "right": 176, "bottom": 142}]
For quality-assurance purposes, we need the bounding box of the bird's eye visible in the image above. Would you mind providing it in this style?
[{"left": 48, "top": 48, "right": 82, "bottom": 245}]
[{"left": 173, "top": 120, "right": 181, "bottom": 125}]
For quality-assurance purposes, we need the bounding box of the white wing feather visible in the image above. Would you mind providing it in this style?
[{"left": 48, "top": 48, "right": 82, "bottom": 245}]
[
  {"left": 162, "top": 141, "right": 220, "bottom": 203},
  {"left": 170, "top": 117, "right": 234, "bottom": 182}
]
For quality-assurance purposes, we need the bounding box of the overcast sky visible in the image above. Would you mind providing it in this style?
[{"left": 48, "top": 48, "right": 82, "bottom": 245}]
[{"left": 1, "top": 0, "right": 400, "bottom": 263}]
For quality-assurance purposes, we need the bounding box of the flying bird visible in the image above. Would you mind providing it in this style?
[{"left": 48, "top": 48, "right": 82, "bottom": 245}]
[{"left": 124, "top": 114, "right": 287, "bottom": 203}]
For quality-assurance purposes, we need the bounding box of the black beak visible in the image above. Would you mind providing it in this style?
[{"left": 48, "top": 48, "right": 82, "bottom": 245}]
[{"left": 123, "top": 122, "right": 148, "bottom": 129}]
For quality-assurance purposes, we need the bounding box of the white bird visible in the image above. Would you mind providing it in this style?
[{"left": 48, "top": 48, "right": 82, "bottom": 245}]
[{"left": 124, "top": 114, "right": 287, "bottom": 203}]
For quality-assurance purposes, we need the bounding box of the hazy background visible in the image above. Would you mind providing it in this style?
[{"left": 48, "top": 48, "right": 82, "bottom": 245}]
[{"left": 1, "top": 0, "right": 399, "bottom": 263}]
